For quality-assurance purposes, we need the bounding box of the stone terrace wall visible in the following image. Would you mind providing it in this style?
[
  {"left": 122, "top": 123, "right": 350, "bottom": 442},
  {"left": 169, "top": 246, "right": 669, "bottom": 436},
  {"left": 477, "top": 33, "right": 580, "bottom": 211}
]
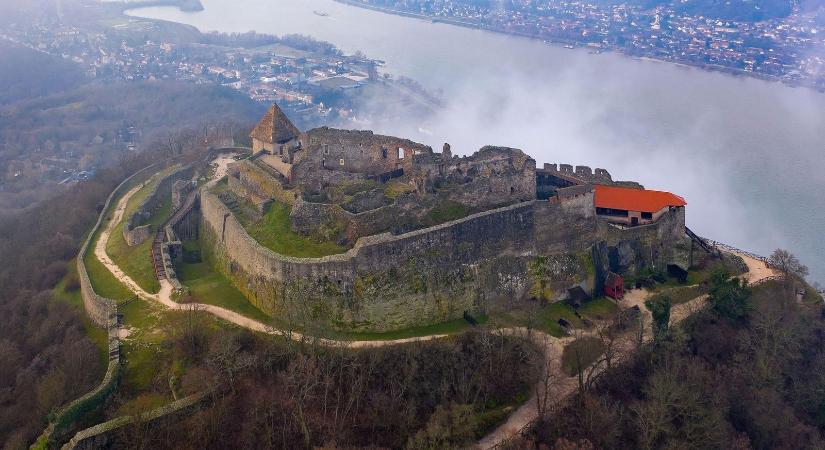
[
  {"left": 289, "top": 194, "right": 421, "bottom": 244},
  {"left": 227, "top": 159, "right": 298, "bottom": 206},
  {"left": 62, "top": 391, "right": 211, "bottom": 450}
]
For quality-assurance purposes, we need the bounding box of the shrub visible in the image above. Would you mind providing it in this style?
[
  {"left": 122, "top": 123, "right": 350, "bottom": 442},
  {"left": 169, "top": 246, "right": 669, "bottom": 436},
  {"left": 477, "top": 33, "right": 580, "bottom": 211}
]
[{"left": 64, "top": 274, "right": 81, "bottom": 292}]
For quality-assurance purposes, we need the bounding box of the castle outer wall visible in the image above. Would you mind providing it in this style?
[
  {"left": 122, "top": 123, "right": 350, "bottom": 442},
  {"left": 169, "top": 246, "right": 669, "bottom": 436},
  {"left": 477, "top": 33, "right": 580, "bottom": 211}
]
[{"left": 200, "top": 188, "right": 688, "bottom": 332}]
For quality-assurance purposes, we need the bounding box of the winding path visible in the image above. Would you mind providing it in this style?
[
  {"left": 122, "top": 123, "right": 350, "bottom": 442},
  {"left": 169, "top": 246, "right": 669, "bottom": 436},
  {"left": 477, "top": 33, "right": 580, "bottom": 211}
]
[
  {"left": 476, "top": 250, "right": 779, "bottom": 449},
  {"left": 91, "top": 157, "right": 779, "bottom": 448},
  {"left": 94, "top": 155, "right": 449, "bottom": 348}
]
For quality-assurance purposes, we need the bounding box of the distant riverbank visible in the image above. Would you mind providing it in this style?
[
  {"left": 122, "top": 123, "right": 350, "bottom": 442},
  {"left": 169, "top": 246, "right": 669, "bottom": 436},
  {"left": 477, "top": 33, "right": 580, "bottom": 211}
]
[
  {"left": 332, "top": 0, "right": 820, "bottom": 92},
  {"left": 115, "top": 0, "right": 203, "bottom": 13}
]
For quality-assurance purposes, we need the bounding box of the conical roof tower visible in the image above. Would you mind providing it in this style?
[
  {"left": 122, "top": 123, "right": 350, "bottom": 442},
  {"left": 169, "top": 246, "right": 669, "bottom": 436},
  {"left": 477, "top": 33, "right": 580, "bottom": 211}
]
[{"left": 250, "top": 103, "right": 301, "bottom": 145}]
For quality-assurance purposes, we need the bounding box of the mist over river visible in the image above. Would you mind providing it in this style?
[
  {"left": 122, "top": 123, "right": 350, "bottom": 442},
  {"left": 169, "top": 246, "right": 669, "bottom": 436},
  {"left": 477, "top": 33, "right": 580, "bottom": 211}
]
[{"left": 129, "top": 0, "right": 825, "bottom": 283}]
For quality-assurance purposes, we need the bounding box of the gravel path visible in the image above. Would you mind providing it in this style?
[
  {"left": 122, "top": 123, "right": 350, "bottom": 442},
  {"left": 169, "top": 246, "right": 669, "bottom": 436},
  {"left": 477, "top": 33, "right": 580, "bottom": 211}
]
[{"left": 94, "top": 156, "right": 452, "bottom": 348}]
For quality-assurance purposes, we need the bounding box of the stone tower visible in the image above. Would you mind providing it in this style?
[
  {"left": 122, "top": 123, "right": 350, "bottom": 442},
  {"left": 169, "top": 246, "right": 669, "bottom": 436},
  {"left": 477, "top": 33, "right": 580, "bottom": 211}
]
[
  {"left": 249, "top": 103, "right": 301, "bottom": 154},
  {"left": 442, "top": 143, "right": 452, "bottom": 159}
]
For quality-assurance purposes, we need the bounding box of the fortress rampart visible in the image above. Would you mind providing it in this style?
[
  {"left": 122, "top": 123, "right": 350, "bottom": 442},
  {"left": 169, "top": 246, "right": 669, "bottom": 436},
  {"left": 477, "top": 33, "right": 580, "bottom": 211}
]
[
  {"left": 201, "top": 187, "right": 687, "bottom": 331},
  {"left": 42, "top": 160, "right": 178, "bottom": 450},
  {"left": 122, "top": 165, "right": 195, "bottom": 246},
  {"left": 536, "top": 163, "right": 644, "bottom": 200},
  {"left": 227, "top": 159, "right": 298, "bottom": 207}
]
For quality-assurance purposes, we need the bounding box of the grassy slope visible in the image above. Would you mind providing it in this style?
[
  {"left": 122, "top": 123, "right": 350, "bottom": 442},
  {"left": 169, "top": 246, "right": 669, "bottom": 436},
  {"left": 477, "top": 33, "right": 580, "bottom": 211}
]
[
  {"left": 421, "top": 200, "right": 470, "bottom": 227},
  {"left": 84, "top": 233, "right": 132, "bottom": 301},
  {"left": 177, "top": 253, "right": 272, "bottom": 324},
  {"left": 655, "top": 285, "right": 704, "bottom": 304},
  {"left": 578, "top": 297, "right": 620, "bottom": 320},
  {"left": 339, "top": 315, "right": 489, "bottom": 341},
  {"left": 534, "top": 301, "right": 585, "bottom": 337},
  {"left": 245, "top": 201, "right": 345, "bottom": 258}
]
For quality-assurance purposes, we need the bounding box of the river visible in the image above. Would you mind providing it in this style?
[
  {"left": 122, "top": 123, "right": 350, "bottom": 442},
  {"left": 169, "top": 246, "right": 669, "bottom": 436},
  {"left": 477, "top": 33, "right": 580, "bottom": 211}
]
[{"left": 128, "top": 0, "right": 825, "bottom": 284}]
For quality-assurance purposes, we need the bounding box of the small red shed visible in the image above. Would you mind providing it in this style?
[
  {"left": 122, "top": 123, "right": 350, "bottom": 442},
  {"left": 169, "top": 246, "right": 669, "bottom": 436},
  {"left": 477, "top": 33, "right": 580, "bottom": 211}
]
[{"left": 605, "top": 272, "right": 624, "bottom": 300}]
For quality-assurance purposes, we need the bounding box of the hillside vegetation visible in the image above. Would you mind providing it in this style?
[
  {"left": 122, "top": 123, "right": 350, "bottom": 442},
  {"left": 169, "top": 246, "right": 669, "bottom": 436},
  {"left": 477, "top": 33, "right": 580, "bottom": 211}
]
[
  {"left": 0, "top": 42, "right": 87, "bottom": 105},
  {"left": 521, "top": 276, "right": 825, "bottom": 449},
  {"left": 0, "top": 81, "right": 263, "bottom": 215},
  {"left": 101, "top": 329, "right": 539, "bottom": 450},
  {"left": 0, "top": 151, "right": 165, "bottom": 448}
]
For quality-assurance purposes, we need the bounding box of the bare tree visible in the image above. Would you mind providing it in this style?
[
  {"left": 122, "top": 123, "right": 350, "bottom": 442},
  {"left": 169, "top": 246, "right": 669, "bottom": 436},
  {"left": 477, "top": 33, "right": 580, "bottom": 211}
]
[
  {"left": 207, "top": 334, "right": 256, "bottom": 393},
  {"left": 568, "top": 324, "right": 630, "bottom": 401},
  {"left": 769, "top": 249, "right": 809, "bottom": 280},
  {"left": 282, "top": 352, "right": 323, "bottom": 448}
]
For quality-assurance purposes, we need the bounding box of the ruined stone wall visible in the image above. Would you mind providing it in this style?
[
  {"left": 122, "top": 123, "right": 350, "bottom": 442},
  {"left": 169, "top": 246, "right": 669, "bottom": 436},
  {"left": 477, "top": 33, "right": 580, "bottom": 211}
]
[
  {"left": 415, "top": 146, "right": 536, "bottom": 209},
  {"left": 538, "top": 163, "right": 644, "bottom": 190},
  {"left": 172, "top": 179, "right": 194, "bottom": 210},
  {"left": 227, "top": 159, "right": 298, "bottom": 206},
  {"left": 121, "top": 165, "right": 194, "bottom": 246},
  {"left": 203, "top": 189, "right": 542, "bottom": 331},
  {"left": 62, "top": 391, "right": 210, "bottom": 450},
  {"left": 290, "top": 127, "right": 433, "bottom": 190},
  {"left": 289, "top": 194, "right": 425, "bottom": 244},
  {"left": 121, "top": 222, "right": 152, "bottom": 246}
]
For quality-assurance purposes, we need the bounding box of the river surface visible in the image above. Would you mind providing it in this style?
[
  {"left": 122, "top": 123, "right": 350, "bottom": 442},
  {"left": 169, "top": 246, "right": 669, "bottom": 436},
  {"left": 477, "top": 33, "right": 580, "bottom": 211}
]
[{"left": 129, "top": 0, "right": 825, "bottom": 283}]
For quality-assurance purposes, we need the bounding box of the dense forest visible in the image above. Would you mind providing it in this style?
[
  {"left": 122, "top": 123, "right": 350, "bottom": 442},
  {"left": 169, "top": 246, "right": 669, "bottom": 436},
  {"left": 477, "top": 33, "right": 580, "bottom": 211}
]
[
  {"left": 0, "top": 38, "right": 262, "bottom": 447},
  {"left": 0, "top": 43, "right": 87, "bottom": 105},
  {"left": 0, "top": 150, "right": 163, "bottom": 448},
  {"left": 516, "top": 275, "right": 825, "bottom": 449},
  {"left": 103, "top": 329, "right": 537, "bottom": 449}
]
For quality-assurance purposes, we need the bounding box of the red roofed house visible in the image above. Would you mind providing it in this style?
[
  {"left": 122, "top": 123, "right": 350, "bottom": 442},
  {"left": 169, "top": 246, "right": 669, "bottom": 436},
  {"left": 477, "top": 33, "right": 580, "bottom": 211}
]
[{"left": 594, "top": 185, "right": 686, "bottom": 227}]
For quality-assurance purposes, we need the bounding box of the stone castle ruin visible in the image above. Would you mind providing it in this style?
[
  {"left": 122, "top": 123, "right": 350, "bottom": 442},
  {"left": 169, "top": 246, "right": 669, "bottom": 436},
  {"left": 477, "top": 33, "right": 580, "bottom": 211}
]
[{"left": 198, "top": 104, "right": 691, "bottom": 332}]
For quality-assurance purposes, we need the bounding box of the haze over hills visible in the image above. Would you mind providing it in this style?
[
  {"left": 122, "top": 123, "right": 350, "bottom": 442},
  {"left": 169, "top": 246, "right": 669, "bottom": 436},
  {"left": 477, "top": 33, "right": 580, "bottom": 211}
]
[
  {"left": 0, "top": 43, "right": 264, "bottom": 215},
  {"left": 0, "top": 1, "right": 824, "bottom": 449}
]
